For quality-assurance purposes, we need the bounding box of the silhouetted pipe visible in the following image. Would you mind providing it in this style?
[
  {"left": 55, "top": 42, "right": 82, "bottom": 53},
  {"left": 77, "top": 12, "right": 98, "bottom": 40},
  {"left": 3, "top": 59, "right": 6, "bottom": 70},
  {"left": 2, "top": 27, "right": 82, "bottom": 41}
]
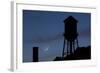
[
  {"left": 70, "top": 41, "right": 72, "bottom": 54},
  {"left": 32, "top": 47, "right": 39, "bottom": 62}
]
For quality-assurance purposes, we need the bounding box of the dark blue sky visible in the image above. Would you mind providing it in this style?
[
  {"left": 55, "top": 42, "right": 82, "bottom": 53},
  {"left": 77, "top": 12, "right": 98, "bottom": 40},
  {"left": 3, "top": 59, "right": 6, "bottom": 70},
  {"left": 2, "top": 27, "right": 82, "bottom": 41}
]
[{"left": 23, "top": 10, "right": 91, "bottom": 62}]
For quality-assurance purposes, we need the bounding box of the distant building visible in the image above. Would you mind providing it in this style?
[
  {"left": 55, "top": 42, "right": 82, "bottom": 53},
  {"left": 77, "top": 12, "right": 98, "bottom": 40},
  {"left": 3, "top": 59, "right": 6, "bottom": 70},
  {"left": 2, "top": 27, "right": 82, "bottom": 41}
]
[{"left": 32, "top": 47, "right": 39, "bottom": 62}]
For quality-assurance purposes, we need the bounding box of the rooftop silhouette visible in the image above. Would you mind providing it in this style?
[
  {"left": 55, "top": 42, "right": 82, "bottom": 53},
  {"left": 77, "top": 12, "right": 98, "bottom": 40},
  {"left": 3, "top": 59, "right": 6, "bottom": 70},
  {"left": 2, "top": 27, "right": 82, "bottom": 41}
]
[{"left": 54, "top": 46, "right": 91, "bottom": 61}]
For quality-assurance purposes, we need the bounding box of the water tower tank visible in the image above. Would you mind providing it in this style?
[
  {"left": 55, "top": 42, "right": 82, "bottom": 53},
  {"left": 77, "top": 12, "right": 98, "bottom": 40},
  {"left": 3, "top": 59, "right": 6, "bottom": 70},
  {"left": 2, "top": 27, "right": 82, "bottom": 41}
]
[{"left": 64, "top": 16, "right": 78, "bottom": 41}]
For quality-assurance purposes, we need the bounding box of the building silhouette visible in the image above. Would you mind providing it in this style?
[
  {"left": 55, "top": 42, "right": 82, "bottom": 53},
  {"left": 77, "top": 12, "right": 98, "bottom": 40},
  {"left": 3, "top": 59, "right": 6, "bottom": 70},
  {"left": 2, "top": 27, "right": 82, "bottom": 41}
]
[{"left": 54, "top": 46, "right": 91, "bottom": 61}]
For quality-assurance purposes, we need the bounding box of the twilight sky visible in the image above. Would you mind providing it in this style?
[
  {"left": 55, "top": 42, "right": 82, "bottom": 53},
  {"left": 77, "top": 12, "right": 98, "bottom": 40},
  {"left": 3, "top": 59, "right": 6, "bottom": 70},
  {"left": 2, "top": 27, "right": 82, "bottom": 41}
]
[{"left": 23, "top": 10, "right": 91, "bottom": 62}]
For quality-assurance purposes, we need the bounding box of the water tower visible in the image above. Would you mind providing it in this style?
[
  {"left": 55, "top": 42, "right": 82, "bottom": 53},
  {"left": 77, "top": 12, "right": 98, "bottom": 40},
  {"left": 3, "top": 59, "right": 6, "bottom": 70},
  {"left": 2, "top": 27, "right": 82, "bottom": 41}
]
[{"left": 62, "top": 16, "right": 79, "bottom": 57}]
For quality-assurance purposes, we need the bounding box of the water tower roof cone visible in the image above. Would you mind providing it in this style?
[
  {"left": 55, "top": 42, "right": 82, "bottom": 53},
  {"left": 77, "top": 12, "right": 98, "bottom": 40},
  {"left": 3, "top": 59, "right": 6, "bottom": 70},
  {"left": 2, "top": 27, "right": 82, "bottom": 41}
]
[{"left": 64, "top": 16, "right": 78, "bottom": 24}]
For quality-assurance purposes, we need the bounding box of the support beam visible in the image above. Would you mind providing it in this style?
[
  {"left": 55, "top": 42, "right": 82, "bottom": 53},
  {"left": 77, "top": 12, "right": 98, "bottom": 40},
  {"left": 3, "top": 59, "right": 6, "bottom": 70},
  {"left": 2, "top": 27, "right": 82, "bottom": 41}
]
[{"left": 62, "top": 38, "right": 65, "bottom": 57}]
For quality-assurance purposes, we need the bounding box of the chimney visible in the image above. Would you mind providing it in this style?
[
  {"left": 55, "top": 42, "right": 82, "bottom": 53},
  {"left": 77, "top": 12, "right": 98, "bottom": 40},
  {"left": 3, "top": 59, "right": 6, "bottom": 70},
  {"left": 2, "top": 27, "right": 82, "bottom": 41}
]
[{"left": 32, "top": 47, "right": 39, "bottom": 62}]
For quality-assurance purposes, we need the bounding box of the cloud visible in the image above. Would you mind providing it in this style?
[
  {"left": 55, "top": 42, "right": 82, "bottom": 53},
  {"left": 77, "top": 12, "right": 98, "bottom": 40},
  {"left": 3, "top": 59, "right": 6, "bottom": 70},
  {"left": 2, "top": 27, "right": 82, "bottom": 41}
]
[
  {"left": 34, "top": 33, "right": 63, "bottom": 43},
  {"left": 79, "top": 29, "right": 90, "bottom": 37}
]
